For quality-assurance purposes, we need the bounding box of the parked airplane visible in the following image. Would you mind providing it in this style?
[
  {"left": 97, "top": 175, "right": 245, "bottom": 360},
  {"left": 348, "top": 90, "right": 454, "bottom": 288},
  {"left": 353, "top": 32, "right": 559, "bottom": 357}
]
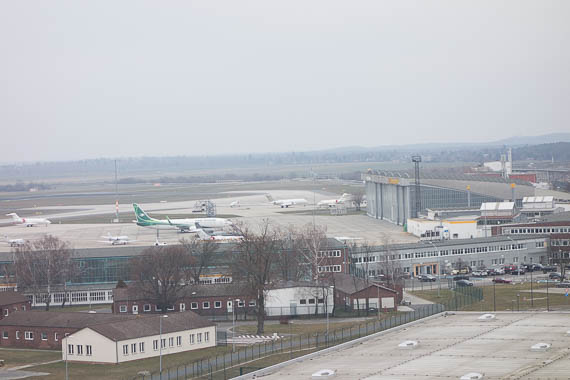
[
  {"left": 265, "top": 194, "right": 309, "bottom": 208},
  {"left": 99, "top": 233, "right": 134, "bottom": 245},
  {"left": 230, "top": 201, "right": 240, "bottom": 208},
  {"left": 6, "top": 213, "right": 51, "bottom": 227},
  {"left": 4, "top": 236, "right": 26, "bottom": 247},
  {"left": 133, "top": 204, "right": 232, "bottom": 232},
  {"left": 317, "top": 193, "right": 354, "bottom": 208}
]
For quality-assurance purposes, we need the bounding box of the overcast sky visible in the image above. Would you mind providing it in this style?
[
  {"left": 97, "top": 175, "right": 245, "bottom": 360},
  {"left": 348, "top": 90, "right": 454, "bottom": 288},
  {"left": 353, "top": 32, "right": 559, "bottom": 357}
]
[{"left": 0, "top": 1, "right": 569, "bottom": 163}]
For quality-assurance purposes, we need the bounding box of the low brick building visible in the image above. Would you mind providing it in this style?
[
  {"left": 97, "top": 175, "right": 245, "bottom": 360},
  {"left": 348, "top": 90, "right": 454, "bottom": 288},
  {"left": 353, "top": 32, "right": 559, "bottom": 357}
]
[
  {"left": 333, "top": 273, "right": 402, "bottom": 312},
  {"left": 0, "top": 291, "right": 31, "bottom": 319},
  {"left": 0, "top": 311, "right": 141, "bottom": 349}
]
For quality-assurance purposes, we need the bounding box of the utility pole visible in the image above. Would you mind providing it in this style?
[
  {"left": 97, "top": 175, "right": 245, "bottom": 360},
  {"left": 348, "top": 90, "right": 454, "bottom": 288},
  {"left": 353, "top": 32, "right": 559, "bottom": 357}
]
[
  {"left": 114, "top": 160, "right": 119, "bottom": 223},
  {"left": 412, "top": 156, "right": 422, "bottom": 217}
]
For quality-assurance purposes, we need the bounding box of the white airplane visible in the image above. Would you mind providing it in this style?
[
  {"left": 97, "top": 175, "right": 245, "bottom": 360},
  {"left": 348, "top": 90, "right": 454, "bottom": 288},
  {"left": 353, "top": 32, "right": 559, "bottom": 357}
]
[
  {"left": 195, "top": 229, "right": 243, "bottom": 242},
  {"left": 133, "top": 204, "right": 232, "bottom": 232},
  {"left": 230, "top": 201, "right": 240, "bottom": 208},
  {"left": 317, "top": 193, "right": 354, "bottom": 208},
  {"left": 4, "top": 236, "right": 26, "bottom": 247},
  {"left": 6, "top": 213, "right": 51, "bottom": 227},
  {"left": 99, "top": 233, "right": 134, "bottom": 245},
  {"left": 265, "top": 194, "right": 309, "bottom": 208}
]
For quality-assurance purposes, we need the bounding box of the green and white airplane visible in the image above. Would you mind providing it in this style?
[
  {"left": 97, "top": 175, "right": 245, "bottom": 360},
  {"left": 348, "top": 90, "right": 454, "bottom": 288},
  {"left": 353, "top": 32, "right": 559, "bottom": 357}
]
[{"left": 133, "top": 204, "right": 232, "bottom": 232}]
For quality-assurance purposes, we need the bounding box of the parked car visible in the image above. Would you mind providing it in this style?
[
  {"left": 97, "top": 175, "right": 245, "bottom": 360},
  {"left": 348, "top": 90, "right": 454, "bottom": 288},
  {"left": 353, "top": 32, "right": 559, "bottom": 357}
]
[
  {"left": 419, "top": 274, "right": 436, "bottom": 282},
  {"left": 472, "top": 270, "right": 488, "bottom": 277},
  {"left": 453, "top": 275, "right": 470, "bottom": 281},
  {"left": 451, "top": 268, "right": 470, "bottom": 275},
  {"left": 488, "top": 268, "right": 505, "bottom": 276},
  {"left": 492, "top": 277, "right": 512, "bottom": 284},
  {"left": 503, "top": 265, "right": 517, "bottom": 273},
  {"left": 555, "top": 282, "right": 570, "bottom": 288},
  {"left": 456, "top": 279, "right": 474, "bottom": 287},
  {"left": 511, "top": 269, "right": 526, "bottom": 275},
  {"left": 549, "top": 272, "right": 564, "bottom": 280},
  {"left": 542, "top": 265, "right": 557, "bottom": 273}
]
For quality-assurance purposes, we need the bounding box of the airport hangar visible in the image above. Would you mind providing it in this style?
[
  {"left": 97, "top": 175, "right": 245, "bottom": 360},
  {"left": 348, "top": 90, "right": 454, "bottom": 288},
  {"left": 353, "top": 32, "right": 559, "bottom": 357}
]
[
  {"left": 363, "top": 171, "right": 536, "bottom": 226},
  {"left": 0, "top": 234, "right": 550, "bottom": 308},
  {"left": 236, "top": 311, "right": 570, "bottom": 380}
]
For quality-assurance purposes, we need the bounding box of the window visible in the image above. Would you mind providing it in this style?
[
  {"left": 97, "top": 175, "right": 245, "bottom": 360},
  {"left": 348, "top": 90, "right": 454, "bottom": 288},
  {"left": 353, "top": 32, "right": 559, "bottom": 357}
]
[
  {"left": 308, "top": 299, "right": 316, "bottom": 304},
  {"left": 3, "top": 309, "right": 8, "bottom": 317},
  {"left": 68, "top": 344, "right": 74, "bottom": 355},
  {"left": 169, "top": 337, "right": 174, "bottom": 347},
  {"left": 202, "top": 301, "right": 210, "bottom": 309},
  {"left": 190, "top": 334, "right": 195, "bottom": 344},
  {"left": 161, "top": 338, "right": 166, "bottom": 348},
  {"left": 16, "top": 331, "right": 20, "bottom": 340},
  {"left": 86, "top": 345, "right": 92, "bottom": 356},
  {"left": 214, "top": 301, "right": 222, "bottom": 309},
  {"left": 25, "top": 331, "right": 33, "bottom": 340},
  {"left": 237, "top": 300, "right": 245, "bottom": 307},
  {"left": 123, "top": 344, "right": 128, "bottom": 355},
  {"left": 77, "top": 345, "right": 83, "bottom": 355},
  {"left": 2, "top": 331, "right": 8, "bottom": 339},
  {"left": 249, "top": 300, "right": 256, "bottom": 307},
  {"left": 131, "top": 343, "right": 137, "bottom": 354},
  {"left": 205, "top": 332, "right": 209, "bottom": 342},
  {"left": 41, "top": 332, "right": 48, "bottom": 341},
  {"left": 21, "top": 305, "right": 26, "bottom": 311},
  {"left": 180, "top": 303, "right": 186, "bottom": 311},
  {"left": 197, "top": 333, "right": 202, "bottom": 343},
  {"left": 155, "top": 305, "right": 162, "bottom": 311},
  {"left": 167, "top": 305, "right": 175, "bottom": 311},
  {"left": 54, "top": 333, "right": 58, "bottom": 341},
  {"left": 176, "top": 336, "right": 182, "bottom": 346},
  {"left": 191, "top": 302, "right": 198, "bottom": 309},
  {"left": 119, "top": 305, "right": 127, "bottom": 313},
  {"left": 318, "top": 298, "right": 324, "bottom": 304},
  {"left": 139, "top": 342, "right": 145, "bottom": 353},
  {"left": 144, "top": 304, "right": 151, "bottom": 312},
  {"left": 300, "top": 299, "right": 307, "bottom": 305},
  {"left": 153, "top": 340, "right": 159, "bottom": 351}
]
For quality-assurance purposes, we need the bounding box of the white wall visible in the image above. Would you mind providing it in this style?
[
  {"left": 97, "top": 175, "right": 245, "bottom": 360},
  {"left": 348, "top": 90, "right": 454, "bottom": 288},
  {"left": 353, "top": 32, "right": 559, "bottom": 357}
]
[
  {"left": 407, "top": 219, "right": 478, "bottom": 240},
  {"left": 265, "top": 287, "right": 334, "bottom": 317},
  {"left": 63, "top": 325, "right": 216, "bottom": 364}
]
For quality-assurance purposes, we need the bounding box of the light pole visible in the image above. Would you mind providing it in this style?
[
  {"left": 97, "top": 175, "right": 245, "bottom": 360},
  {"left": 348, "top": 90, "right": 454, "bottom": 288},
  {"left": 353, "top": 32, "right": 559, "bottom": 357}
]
[
  {"left": 159, "top": 314, "right": 168, "bottom": 378},
  {"left": 232, "top": 299, "right": 240, "bottom": 352},
  {"left": 427, "top": 241, "right": 441, "bottom": 297},
  {"left": 65, "top": 336, "right": 72, "bottom": 380}
]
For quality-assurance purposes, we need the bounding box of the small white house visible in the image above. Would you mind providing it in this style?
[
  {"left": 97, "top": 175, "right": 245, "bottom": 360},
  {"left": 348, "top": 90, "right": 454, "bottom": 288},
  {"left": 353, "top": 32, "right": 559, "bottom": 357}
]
[
  {"left": 265, "top": 284, "right": 334, "bottom": 317},
  {"left": 62, "top": 311, "right": 215, "bottom": 363}
]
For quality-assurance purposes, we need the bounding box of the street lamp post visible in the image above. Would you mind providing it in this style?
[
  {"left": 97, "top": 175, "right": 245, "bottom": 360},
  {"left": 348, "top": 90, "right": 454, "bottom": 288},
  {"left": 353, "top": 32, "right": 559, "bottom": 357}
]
[
  {"left": 159, "top": 314, "right": 168, "bottom": 378},
  {"left": 232, "top": 299, "right": 241, "bottom": 352},
  {"left": 65, "top": 336, "right": 72, "bottom": 380}
]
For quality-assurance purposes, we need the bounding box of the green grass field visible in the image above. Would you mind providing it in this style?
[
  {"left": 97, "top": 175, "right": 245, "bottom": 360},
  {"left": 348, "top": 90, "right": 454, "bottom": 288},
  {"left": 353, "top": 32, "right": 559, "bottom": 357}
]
[
  {"left": 412, "top": 283, "right": 570, "bottom": 312},
  {"left": 0, "top": 348, "right": 61, "bottom": 369}
]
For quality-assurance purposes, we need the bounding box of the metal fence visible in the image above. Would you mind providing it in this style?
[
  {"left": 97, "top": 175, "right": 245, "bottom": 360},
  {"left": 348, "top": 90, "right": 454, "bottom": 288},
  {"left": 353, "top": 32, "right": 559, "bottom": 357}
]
[{"left": 130, "top": 286, "right": 483, "bottom": 380}]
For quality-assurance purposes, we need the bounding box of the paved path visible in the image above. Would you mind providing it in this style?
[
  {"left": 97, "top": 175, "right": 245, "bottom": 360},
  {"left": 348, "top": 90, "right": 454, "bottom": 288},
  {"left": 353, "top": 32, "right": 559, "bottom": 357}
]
[{"left": 403, "top": 291, "right": 434, "bottom": 305}]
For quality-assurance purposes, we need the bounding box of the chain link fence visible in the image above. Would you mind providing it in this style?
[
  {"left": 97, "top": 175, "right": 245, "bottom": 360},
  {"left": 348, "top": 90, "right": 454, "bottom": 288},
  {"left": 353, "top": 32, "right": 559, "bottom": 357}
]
[{"left": 130, "top": 286, "right": 483, "bottom": 380}]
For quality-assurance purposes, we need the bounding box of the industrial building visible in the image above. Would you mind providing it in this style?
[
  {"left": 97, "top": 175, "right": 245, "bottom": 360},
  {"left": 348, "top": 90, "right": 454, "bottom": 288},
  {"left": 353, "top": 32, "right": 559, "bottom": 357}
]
[{"left": 363, "top": 171, "right": 535, "bottom": 226}]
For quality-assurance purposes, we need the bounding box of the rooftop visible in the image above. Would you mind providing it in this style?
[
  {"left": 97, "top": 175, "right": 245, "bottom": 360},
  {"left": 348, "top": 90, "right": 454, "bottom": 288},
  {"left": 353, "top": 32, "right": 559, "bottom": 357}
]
[
  {"left": 243, "top": 312, "right": 570, "bottom": 380},
  {"left": 0, "top": 291, "right": 29, "bottom": 307}
]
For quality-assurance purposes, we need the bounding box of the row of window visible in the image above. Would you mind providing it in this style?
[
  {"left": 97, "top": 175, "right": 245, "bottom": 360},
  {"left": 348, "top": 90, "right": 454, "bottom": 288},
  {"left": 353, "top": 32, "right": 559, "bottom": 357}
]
[
  {"left": 30, "top": 291, "right": 113, "bottom": 306},
  {"left": 119, "top": 300, "right": 257, "bottom": 313},
  {"left": 68, "top": 344, "right": 92, "bottom": 356},
  {"left": 122, "top": 342, "right": 145, "bottom": 355},
  {"left": 354, "top": 242, "right": 536, "bottom": 263},
  {"left": 317, "top": 265, "right": 342, "bottom": 273},
  {"left": 3, "top": 330, "right": 66, "bottom": 341},
  {"left": 299, "top": 298, "right": 324, "bottom": 305},
  {"left": 552, "top": 240, "right": 570, "bottom": 247},
  {"left": 504, "top": 226, "right": 570, "bottom": 235},
  {"left": 317, "top": 250, "right": 342, "bottom": 258},
  {"left": 2, "top": 304, "right": 26, "bottom": 316},
  {"left": 142, "top": 332, "right": 210, "bottom": 355}
]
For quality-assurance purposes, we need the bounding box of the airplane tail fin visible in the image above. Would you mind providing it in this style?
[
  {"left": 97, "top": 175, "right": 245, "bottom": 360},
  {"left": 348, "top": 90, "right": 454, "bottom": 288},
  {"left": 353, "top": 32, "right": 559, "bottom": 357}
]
[
  {"left": 132, "top": 204, "right": 156, "bottom": 223},
  {"left": 6, "top": 213, "right": 21, "bottom": 222},
  {"left": 195, "top": 229, "right": 211, "bottom": 240},
  {"left": 265, "top": 194, "right": 274, "bottom": 202}
]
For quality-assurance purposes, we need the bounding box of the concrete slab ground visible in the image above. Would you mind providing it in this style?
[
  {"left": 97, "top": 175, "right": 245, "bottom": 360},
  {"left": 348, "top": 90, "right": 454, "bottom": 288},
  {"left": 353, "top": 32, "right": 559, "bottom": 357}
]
[
  {"left": 239, "top": 312, "right": 570, "bottom": 380},
  {"left": 0, "top": 190, "right": 417, "bottom": 252}
]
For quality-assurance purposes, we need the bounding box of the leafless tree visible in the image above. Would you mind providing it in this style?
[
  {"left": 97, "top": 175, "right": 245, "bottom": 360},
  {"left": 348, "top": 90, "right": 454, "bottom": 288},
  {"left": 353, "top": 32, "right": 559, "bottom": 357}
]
[
  {"left": 275, "top": 225, "right": 305, "bottom": 282},
  {"left": 352, "top": 189, "right": 366, "bottom": 211},
  {"left": 377, "top": 234, "right": 402, "bottom": 288},
  {"left": 231, "top": 220, "right": 282, "bottom": 334},
  {"left": 180, "top": 236, "right": 218, "bottom": 284},
  {"left": 14, "top": 235, "right": 75, "bottom": 311},
  {"left": 131, "top": 245, "right": 193, "bottom": 311}
]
